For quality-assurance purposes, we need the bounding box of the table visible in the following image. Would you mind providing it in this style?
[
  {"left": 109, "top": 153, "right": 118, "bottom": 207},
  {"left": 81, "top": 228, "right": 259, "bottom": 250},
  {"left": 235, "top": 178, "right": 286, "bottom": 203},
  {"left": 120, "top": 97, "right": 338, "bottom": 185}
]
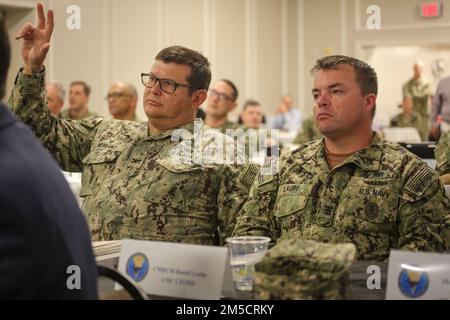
[{"left": 98, "top": 260, "right": 387, "bottom": 300}]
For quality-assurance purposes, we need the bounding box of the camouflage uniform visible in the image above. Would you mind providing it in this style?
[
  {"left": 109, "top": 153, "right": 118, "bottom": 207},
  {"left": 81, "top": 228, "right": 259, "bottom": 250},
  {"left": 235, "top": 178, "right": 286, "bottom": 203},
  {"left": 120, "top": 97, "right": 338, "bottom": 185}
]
[
  {"left": 254, "top": 239, "right": 356, "bottom": 300},
  {"left": 9, "top": 69, "right": 258, "bottom": 244},
  {"left": 60, "top": 108, "right": 98, "bottom": 120},
  {"left": 390, "top": 111, "right": 422, "bottom": 134},
  {"left": 216, "top": 120, "right": 241, "bottom": 135},
  {"left": 403, "top": 77, "right": 433, "bottom": 141},
  {"left": 234, "top": 133, "right": 450, "bottom": 261},
  {"left": 292, "top": 117, "right": 323, "bottom": 145},
  {"left": 436, "top": 131, "right": 450, "bottom": 176}
]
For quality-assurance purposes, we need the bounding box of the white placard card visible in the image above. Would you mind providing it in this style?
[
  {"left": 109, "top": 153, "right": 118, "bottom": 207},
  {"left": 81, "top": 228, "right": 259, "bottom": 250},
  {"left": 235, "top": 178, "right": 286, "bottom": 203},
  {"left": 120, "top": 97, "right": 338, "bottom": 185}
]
[
  {"left": 118, "top": 239, "right": 229, "bottom": 300},
  {"left": 386, "top": 250, "right": 450, "bottom": 300}
]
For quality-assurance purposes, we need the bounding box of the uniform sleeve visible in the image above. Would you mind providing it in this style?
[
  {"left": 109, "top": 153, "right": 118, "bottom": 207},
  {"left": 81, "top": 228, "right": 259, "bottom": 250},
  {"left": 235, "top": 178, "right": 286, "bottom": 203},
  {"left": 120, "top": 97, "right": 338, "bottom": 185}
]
[
  {"left": 431, "top": 81, "right": 443, "bottom": 123},
  {"left": 398, "top": 161, "right": 450, "bottom": 253},
  {"left": 232, "top": 163, "right": 280, "bottom": 242},
  {"left": 435, "top": 132, "right": 450, "bottom": 176},
  {"left": 402, "top": 82, "right": 411, "bottom": 98},
  {"left": 7, "top": 69, "right": 103, "bottom": 172},
  {"left": 216, "top": 163, "right": 259, "bottom": 244}
]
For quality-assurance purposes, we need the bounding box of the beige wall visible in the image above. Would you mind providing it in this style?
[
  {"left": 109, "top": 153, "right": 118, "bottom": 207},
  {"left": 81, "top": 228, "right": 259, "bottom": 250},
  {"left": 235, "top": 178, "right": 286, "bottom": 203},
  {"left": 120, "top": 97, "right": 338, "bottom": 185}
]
[{"left": 3, "top": 0, "right": 450, "bottom": 125}]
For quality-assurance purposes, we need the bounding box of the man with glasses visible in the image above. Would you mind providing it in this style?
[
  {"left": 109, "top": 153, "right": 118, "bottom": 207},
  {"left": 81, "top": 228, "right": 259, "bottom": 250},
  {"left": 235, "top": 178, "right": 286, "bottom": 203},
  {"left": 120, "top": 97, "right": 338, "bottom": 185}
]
[
  {"left": 107, "top": 82, "right": 141, "bottom": 121},
  {"left": 205, "top": 79, "right": 241, "bottom": 134},
  {"left": 9, "top": 4, "right": 258, "bottom": 244},
  {"left": 46, "top": 81, "right": 65, "bottom": 116}
]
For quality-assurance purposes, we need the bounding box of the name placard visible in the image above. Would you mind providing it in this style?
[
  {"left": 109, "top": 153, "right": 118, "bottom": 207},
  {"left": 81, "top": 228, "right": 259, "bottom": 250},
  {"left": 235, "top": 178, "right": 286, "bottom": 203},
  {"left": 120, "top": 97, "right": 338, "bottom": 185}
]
[
  {"left": 118, "top": 240, "right": 228, "bottom": 300},
  {"left": 386, "top": 250, "right": 450, "bottom": 300}
]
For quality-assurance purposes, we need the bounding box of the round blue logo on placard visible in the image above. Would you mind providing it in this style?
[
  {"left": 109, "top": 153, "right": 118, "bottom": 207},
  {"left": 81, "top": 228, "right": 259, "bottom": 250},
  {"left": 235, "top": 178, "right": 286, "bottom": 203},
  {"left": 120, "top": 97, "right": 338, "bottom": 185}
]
[
  {"left": 398, "top": 267, "right": 429, "bottom": 298},
  {"left": 126, "top": 253, "right": 149, "bottom": 282}
]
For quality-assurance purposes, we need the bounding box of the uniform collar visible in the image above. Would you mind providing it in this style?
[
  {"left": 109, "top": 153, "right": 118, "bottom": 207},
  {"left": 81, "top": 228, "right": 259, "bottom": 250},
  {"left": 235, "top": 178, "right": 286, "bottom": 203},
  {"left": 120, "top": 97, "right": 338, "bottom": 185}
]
[
  {"left": 304, "top": 132, "right": 384, "bottom": 171},
  {"left": 146, "top": 121, "right": 195, "bottom": 140},
  {"left": 335, "top": 132, "right": 383, "bottom": 171}
]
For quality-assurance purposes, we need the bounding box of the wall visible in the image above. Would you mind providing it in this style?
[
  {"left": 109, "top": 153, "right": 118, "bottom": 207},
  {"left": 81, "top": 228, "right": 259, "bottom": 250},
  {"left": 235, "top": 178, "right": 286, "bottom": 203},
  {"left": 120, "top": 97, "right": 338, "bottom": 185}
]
[
  {"left": 3, "top": 0, "right": 450, "bottom": 125},
  {"left": 301, "top": 0, "right": 450, "bottom": 122},
  {"left": 2, "top": 0, "right": 300, "bottom": 122}
]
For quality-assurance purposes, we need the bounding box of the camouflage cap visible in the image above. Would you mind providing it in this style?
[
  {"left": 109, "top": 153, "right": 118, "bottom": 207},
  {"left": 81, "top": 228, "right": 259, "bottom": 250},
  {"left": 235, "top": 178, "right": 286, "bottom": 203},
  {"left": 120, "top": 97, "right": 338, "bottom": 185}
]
[{"left": 253, "top": 239, "right": 356, "bottom": 300}]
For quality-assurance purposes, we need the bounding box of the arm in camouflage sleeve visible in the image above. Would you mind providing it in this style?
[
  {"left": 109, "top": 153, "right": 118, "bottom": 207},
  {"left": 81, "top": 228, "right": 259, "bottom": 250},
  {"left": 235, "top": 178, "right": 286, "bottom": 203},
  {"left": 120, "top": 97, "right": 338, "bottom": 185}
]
[
  {"left": 216, "top": 163, "right": 260, "bottom": 244},
  {"left": 8, "top": 69, "right": 102, "bottom": 172},
  {"left": 232, "top": 164, "right": 280, "bottom": 242},
  {"left": 398, "top": 161, "right": 450, "bottom": 253},
  {"left": 435, "top": 132, "right": 450, "bottom": 176}
]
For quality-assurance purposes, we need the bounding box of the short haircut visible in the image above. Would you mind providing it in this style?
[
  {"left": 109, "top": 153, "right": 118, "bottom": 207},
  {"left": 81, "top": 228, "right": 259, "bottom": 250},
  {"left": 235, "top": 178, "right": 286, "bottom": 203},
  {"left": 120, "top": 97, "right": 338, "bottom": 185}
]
[
  {"left": 70, "top": 81, "right": 91, "bottom": 97},
  {"left": 48, "top": 82, "right": 66, "bottom": 102},
  {"left": 243, "top": 99, "right": 261, "bottom": 111},
  {"left": 310, "top": 55, "right": 378, "bottom": 118},
  {"left": 220, "top": 79, "right": 238, "bottom": 101},
  {"left": 155, "top": 45, "right": 211, "bottom": 95},
  {"left": 0, "top": 11, "right": 10, "bottom": 100}
]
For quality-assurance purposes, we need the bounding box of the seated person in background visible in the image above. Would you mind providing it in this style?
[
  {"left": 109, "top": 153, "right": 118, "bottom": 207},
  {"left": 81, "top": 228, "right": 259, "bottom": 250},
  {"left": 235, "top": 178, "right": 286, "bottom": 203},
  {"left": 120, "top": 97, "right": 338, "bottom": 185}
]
[
  {"left": 10, "top": 4, "right": 257, "bottom": 245},
  {"left": 205, "top": 79, "right": 241, "bottom": 134},
  {"left": 233, "top": 55, "right": 450, "bottom": 261},
  {"left": 46, "top": 81, "right": 64, "bottom": 116},
  {"left": 435, "top": 131, "right": 450, "bottom": 184},
  {"left": 238, "top": 99, "right": 275, "bottom": 161},
  {"left": 0, "top": 7, "right": 97, "bottom": 299},
  {"left": 107, "top": 82, "right": 141, "bottom": 122},
  {"left": 390, "top": 95, "right": 422, "bottom": 139},
  {"left": 239, "top": 99, "right": 264, "bottom": 129},
  {"left": 61, "top": 80, "right": 98, "bottom": 120},
  {"left": 268, "top": 94, "right": 301, "bottom": 134},
  {"left": 292, "top": 115, "right": 323, "bottom": 145}
]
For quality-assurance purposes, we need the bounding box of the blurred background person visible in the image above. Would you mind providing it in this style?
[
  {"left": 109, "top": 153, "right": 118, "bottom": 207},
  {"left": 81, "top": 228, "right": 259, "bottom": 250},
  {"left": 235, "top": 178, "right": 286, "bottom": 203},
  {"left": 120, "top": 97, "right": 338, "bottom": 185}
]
[
  {"left": 292, "top": 115, "right": 323, "bottom": 145},
  {"left": 61, "top": 81, "right": 97, "bottom": 120},
  {"left": 107, "top": 82, "right": 141, "bottom": 121},
  {"left": 268, "top": 94, "right": 301, "bottom": 134},
  {"left": 46, "top": 81, "right": 64, "bottom": 116},
  {"left": 402, "top": 60, "right": 433, "bottom": 141},
  {"left": 390, "top": 95, "right": 422, "bottom": 137},
  {"left": 239, "top": 99, "right": 264, "bottom": 129},
  {"left": 431, "top": 75, "right": 450, "bottom": 141},
  {"left": 205, "top": 79, "right": 240, "bottom": 133}
]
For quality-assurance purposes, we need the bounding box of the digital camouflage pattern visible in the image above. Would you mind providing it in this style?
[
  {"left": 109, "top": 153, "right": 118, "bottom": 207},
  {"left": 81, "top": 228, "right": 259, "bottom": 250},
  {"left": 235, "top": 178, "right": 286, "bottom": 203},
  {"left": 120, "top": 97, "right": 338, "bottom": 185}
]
[
  {"left": 9, "top": 69, "right": 258, "bottom": 244},
  {"left": 253, "top": 239, "right": 356, "bottom": 300},
  {"left": 234, "top": 133, "right": 450, "bottom": 261},
  {"left": 215, "top": 120, "right": 241, "bottom": 135},
  {"left": 436, "top": 131, "right": 450, "bottom": 176},
  {"left": 292, "top": 117, "right": 323, "bottom": 145},
  {"left": 390, "top": 111, "right": 422, "bottom": 134},
  {"left": 402, "top": 77, "right": 433, "bottom": 141},
  {"left": 60, "top": 109, "right": 98, "bottom": 120}
]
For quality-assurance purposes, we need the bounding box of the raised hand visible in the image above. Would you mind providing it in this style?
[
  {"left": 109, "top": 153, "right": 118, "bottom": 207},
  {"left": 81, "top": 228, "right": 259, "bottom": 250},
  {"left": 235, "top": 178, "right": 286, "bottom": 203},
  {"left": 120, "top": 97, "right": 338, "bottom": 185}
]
[{"left": 15, "top": 3, "right": 54, "bottom": 74}]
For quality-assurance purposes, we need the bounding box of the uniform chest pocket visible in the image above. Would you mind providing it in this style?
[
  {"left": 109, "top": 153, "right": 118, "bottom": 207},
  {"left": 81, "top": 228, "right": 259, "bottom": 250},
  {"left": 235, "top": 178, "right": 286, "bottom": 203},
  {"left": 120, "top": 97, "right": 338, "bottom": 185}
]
[
  {"left": 142, "top": 158, "right": 203, "bottom": 211},
  {"left": 273, "top": 184, "right": 312, "bottom": 231},
  {"left": 344, "top": 178, "right": 399, "bottom": 226},
  {"left": 80, "top": 150, "right": 122, "bottom": 197},
  {"left": 274, "top": 194, "right": 308, "bottom": 218}
]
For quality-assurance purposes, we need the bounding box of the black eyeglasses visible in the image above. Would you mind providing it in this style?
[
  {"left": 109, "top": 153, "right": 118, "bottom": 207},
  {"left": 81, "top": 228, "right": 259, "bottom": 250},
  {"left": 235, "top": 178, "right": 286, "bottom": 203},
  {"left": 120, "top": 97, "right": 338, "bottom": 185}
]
[
  {"left": 209, "top": 89, "right": 234, "bottom": 101},
  {"left": 141, "top": 73, "right": 191, "bottom": 94}
]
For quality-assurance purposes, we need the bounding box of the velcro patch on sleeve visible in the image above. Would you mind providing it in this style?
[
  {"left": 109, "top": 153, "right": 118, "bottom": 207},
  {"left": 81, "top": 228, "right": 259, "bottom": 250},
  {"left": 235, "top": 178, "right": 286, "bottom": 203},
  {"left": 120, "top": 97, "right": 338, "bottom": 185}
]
[
  {"left": 405, "top": 162, "right": 435, "bottom": 197},
  {"left": 238, "top": 164, "right": 260, "bottom": 189}
]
